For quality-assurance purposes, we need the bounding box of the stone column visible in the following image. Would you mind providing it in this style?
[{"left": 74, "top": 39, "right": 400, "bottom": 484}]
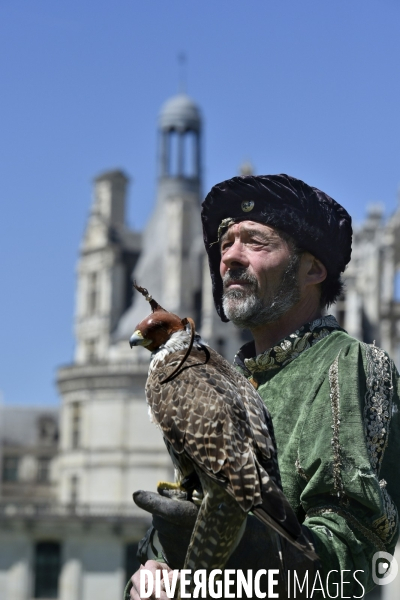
[
  {"left": 200, "top": 254, "right": 215, "bottom": 342},
  {"left": 177, "top": 132, "right": 184, "bottom": 176},
  {"left": 344, "top": 285, "right": 362, "bottom": 340},
  {"left": 381, "top": 238, "right": 395, "bottom": 304},
  {"left": 59, "top": 557, "right": 82, "bottom": 600},
  {"left": 381, "top": 319, "right": 393, "bottom": 359},
  {"left": 164, "top": 196, "right": 183, "bottom": 313},
  {"left": 7, "top": 559, "right": 30, "bottom": 600},
  {"left": 160, "top": 131, "right": 168, "bottom": 176},
  {"left": 194, "top": 132, "right": 201, "bottom": 179}
]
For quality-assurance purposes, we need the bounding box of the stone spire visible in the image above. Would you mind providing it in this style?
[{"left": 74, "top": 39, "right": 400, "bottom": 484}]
[{"left": 115, "top": 93, "right": 204, "bottom": 340}]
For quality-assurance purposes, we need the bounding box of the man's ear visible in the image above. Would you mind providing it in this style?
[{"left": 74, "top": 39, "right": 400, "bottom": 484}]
[{"left": 300, "top": 253, "right": 327, "bottom": 287}]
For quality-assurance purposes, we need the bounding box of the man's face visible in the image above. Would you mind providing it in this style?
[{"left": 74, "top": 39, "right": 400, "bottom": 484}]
[{"left": 219, "top": 221, "right": 301, "bottom": 329}]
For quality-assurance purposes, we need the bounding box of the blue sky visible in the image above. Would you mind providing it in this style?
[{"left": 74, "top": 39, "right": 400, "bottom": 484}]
[{"left": 1, "top": 0, "right": 400, "bottom": 405}]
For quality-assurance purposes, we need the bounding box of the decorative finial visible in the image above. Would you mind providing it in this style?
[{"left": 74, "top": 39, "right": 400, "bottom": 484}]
[
  {"left": 239, "top": 160, "right": 254, "bottom": 176},
  {"left": 133, "top": 281, "right": 167, "bottom": 313},
  {"left": 178, "top": 52, "right": 187, "bottom": 94}
]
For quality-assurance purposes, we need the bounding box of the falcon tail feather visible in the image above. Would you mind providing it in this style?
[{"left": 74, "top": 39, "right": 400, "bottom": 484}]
[{"left": 252, "top": 506, "right": 319, "bottom": 562}]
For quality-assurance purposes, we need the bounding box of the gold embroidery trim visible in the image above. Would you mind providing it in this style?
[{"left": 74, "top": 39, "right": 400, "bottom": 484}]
[
  {"left": 305, "top": 506, "right": 386, "bottom": 552},
  {"left": 244, "top": 315, "right": 341, "bottom": 374},
  {"left": 362, "top": 343, "right": 398, "bottom": 544},
  {"left": 295, "top": 456, "right": 309, "bottom": 482},
  {"left": 372, "top": 480, "right": 399, "bottom": 545},
  {"left": 362, "top": 344, "right": 393, "bottom": 475},
  {"left": 329, "top": 352, "right": 346, "bottom": 503}
]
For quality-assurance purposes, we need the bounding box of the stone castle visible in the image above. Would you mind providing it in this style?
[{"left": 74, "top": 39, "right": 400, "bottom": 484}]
[{"left": 1, "top": 92, "right": 399, "bottom": 600}]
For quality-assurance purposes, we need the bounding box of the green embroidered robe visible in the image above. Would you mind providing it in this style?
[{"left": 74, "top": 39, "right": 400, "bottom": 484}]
[{"left": 234, "top": 316, "right": 400, "bottom": 596}]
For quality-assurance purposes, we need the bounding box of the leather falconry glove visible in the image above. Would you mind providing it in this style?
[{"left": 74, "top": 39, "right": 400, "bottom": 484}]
[{"left": 133, "top": 489, "right": 319, "bottom": 599}]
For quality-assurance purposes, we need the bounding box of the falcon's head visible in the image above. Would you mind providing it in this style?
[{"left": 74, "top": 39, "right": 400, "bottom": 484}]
[
  {"left": 129, "top": 311, "right": 187, "bottom": 352},
  {"left": 129, "top": 282, "right": 187, "bottom": 352}
]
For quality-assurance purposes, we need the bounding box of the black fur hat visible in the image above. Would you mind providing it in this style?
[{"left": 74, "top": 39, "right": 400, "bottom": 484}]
[{"left": 201, "top": 174, "right": 352, "bottom": 322}]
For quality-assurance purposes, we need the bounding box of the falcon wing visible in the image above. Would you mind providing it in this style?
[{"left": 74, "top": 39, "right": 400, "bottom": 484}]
[{"left": 146, "top": 344, "right": 310, "bottom": 552}]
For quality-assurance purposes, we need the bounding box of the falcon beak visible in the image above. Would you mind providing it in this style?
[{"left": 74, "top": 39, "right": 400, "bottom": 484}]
[{"left": 129, "top": 330, "right": 151, "bottom": 348}]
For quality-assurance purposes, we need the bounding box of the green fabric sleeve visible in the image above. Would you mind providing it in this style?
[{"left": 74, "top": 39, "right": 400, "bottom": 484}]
[{"left": 296, "top": 341, "right": 399, "bottom": 596}]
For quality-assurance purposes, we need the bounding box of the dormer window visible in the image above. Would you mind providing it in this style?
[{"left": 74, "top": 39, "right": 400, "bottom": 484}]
[{"left": 37, "top": 416, "right": 58, "bottom": 446}]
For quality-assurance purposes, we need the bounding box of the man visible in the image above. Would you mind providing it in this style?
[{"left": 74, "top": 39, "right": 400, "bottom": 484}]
[{"left": 130, "top": 174, "right": 400, "bottom": 598}]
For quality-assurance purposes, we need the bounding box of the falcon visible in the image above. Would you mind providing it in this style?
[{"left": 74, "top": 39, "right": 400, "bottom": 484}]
[{"left": 129, "top": 283, "right": 317, "bottom": 582}]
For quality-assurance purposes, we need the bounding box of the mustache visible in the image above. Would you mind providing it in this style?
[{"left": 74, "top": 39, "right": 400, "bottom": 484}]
[{"left": 222, "top": 268, "right": 258, "bottom": 291}]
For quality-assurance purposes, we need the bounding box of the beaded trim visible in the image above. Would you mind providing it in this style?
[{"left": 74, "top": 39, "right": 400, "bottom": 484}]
[
  {"left": 305, "top": 506, "right": 386, "bottom": 552},
  {"left": 362, "top": 344, "right": 393, "bottom": 475},
  {"left": 362, "top": 344, "right": 398, "bottom": 544},
  {"left": 242, "top": 315, "right": 341, "bottom": 374},
  {"left": 295, "top": 456, "right": 309, "bottom": 482},
  {"left": 329, "top": 352, "right": 346, "bottom": 503},
  {"left": 372, "top": 480, "right": 399, "bottom": 545}
]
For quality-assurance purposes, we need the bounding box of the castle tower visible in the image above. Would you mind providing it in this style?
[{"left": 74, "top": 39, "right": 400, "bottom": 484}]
[
  {"left": 116, "top": 94, "right": 205, "bottom": 339},
  {"left": 56, "top": 92, "right": 243, "bottom": 513},
  {"left": 74, "top": 170, "right": 141, "bottom": 364},
  {"left": 56, "top": 165, "right": 170, "bottom": 508}
]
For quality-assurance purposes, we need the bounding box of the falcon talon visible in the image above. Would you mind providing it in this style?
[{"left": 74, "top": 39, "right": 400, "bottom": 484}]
[{"left": 156, "top": 481, "right": 183, "bottom": 492}]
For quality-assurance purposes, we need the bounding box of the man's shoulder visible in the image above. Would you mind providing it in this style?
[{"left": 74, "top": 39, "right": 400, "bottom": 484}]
[
  {"left": 307, "top": 334, "right": 400, "bottom": 421},
  {"left": 326, "top": 332, "right": 397, "bottom": 375},
  {"left": 280, "top": 328, "right": 361, "bottom": 370},
  {"left": 300, "top": 328, "right": 394, "bottom": 366},
  {"left": 233, "top": 318, "right": 399, "bottom": 386}
]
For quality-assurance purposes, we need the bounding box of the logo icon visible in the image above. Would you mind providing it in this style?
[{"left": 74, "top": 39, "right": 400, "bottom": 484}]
[{"left": 372, "top": 551, "right": 398, "bottom": 585}]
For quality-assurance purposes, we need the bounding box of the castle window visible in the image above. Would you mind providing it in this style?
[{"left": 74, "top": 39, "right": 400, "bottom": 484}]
[
  {"left": 70, "top": 475, "right": 79, "bottom": 504},
  {"left": 2, "top": 456, "right": 19, "bottom": 482},
  {"left": 71, "top": 402, "right": 81, "bottom": 449},
  {"left": 37, "top": 457, "right": 51, "bottom": 483},
  {"left": 395, "top": 270, "right": 400, "bottom": 301},
  {"left": 88, "top": 271, "right": 99, "bottom": 315},
  {"left": 168, "top": 130, "right": 179, "bottom": 176},
  {"left": 34, "top": 541, "right": 61, "bottom": 598},
  {"left": 193, "top": 289, "right": 202, "bottom": 330},
  {"left": 37, "top": 415, "right": 58, "bottom": 446},
  {"left": 336, "top": 292, "right": 346, "bottom": 329},
  {"left": 183, "top": 131, "right": 197, "bottom": 177},
  {"left": 86, "top": 338, "right": 97, "bottom": 363}
]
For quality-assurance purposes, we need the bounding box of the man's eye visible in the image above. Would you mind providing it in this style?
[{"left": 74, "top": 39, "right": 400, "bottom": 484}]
[
  {"left": 249, "top": 237, "right": 269, "bottom": 246},
  {"left": 220, "top": 242, "right": 232, "bottom": 253}
]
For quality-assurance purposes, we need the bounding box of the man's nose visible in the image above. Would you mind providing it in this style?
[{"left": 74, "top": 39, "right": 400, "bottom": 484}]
[{"left": 220, "top": 241, "right": 249, "bottom": 271}]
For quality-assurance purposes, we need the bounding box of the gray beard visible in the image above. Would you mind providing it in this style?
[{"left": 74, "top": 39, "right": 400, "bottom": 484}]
[{"left": 222, "top": 254, "right": 301, "bottom": 329}]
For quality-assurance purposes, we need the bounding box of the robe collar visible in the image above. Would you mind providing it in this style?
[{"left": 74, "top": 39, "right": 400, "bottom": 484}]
[{"left": 234, "top": 315, "right": 343, "bottom": 376}]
